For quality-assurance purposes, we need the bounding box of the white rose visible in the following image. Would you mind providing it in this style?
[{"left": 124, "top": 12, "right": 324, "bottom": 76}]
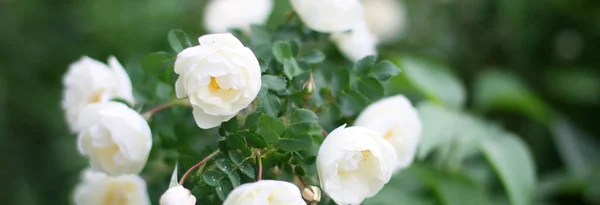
[
  {"left": 62, "top": 56, "right": 134, "bottom": 132},
  {"left": 223, "top": 180, "right": 305, "bottom": 205},
  {"left": 204, "top": 0, "right": 273, "bottom": 33},
  {"left": 354, "top": 95, "right": 422, "bottom": 170},
  {"left": 73, "top": 169, "right": 150, "bottom": 205},
  {"left": 160, "top": 185, "right": 196, "bottom": 205},
  {"left": 76, "top": 102, "right": 152, "bottom": 176},
  {"left": 330, "top": 22, "right": 379, "bottom": 61},
  {"left": 363, "top": 0, "right": 408, "bottom": 42},
  {"left": 317, "top": 125, "right": 397, "bottom": 205},
  {"left": 174, "top": 33, "right": 261, "bottom": 129},
  {"left": 290, "top": 0, "right": 364, "bottom": 33}
]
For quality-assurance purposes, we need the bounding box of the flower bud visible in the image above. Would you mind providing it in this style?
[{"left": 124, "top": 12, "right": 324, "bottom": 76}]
[
  {"left": 302, "top": 72, "right": 316, "bottom": 94},
  {"left": 301, "top": 185, "right": 321, "bottom": 204},
  {"left": 159, "top": 185, "right": 196, "bottom": 205}
]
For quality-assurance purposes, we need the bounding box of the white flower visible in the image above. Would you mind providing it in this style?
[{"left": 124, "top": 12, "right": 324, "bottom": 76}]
[
  {"left": 73, "top": 169, "right": 150, "bottom": 205},
  {"left": 363, "top": 0, "right": 408, "bottom": 42},
  {"left": 317, "top": 125, "right": 397, "bottom": 205},
  {"left": 223, "top": 180, "right": 305, "bottom": 205},
  {"left": 204, "top": 0, "right": 273, "bottom": 33},
  {"left": 62, "top": 56, "right": 134, "bottom": 132},
  {"left": 174, "top": 33, "right": 261, "bottom": 129},
  {"left": 354, "top": 95, "right": 422, "bottom": 170},
  {"left": 330, "top": 22, "right": 379, "bottom": 61},
  {"left": 290, "top": 0, "right": 364, "bottom": 33},
  {"left": 76, "top": 102, "right": 152, "bottom": 176},
  {"left": 160, "top": 185, "right": 196, "bottom": 205}
]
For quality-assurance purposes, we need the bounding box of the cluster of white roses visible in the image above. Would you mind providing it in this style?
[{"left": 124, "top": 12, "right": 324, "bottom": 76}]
[
  {"left": 202, "top": 0, "right": 407, "bottom": 61},
  {"left": 63, "top": 56, "right": 153, "bottom": 205},
  {"left": 62, "top": 0, "right": 418, "bottom": 204}
]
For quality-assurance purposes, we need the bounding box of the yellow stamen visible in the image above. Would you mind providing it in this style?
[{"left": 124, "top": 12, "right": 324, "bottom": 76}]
[
  {"left": 208, "top": 77, "right": 220, "bottom": 93},
  {"left": 89, "top": 89, "right": 105, "bottom": 102},
  {"left": 361, "top": 150, "right": 372, "bottom": 161},
  {"left": 383, "top": 130, "right": 394, "bottom": 139}
]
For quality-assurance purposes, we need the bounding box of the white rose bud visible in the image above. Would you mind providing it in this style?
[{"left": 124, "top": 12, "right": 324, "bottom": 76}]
[
  {"left": 159, "top": 185, "right": 196, "bottom": 205},
  {"left": 317, "top": 125, "right": 397, "bottom": 205},
  {"left": 62, "top": 56, "right": 134, "bottom": 132},
  {"left": 355, "top": 95, "right": 422, "bottom": 170},
  {"left": 363, "top": 0, "right": 408, "bottom": 42},
  {"left": 76, "top": 102, "right": 152, "bottom": 176},
  {"left": 174, "top": 33, "right": 261, "bottom": 129},
  {"left": 330, "top": 22, "right": 379, "bottom": 61},
  {"left": 223, "top": 180, "right": 305, "bottom": 205},
  {"left": 204, "top": 0, "right": 274, "bottom": 33},
  {"left": 290, "top": 0, "right": 364, "bottom": 33},
  {"left": 73, "top": 169, "right": 150, "bottom": 205}
]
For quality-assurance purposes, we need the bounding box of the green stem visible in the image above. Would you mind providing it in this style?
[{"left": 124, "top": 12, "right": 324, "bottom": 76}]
[{"left": 179, "top": 150, "right": 220, "bottom": 185}]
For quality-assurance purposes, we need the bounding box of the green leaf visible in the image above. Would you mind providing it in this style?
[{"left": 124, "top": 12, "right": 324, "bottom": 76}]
[
  {"left": 155, "top": 82, "right": 172, "bottom": 102},
  {"left": 473, "top": 69, "right": 551, "bottom": 125},
  {"left": 228, "top": 150, "right": 244, "bottom": 164},
  {"left": 357, "top": 77, "right": 384, "bottom": 99},
  {"left": 215, "top": 158, "right": 235, "bottom": 173},
  {"left": 167, "top": 29, "right": 192, "bottom": 53},
  {"left": 257, "top": 85, "right": 281, "bottom": 116},
  {"left": 258, "top": 58, "right": 269, "bottom": 73},
  {"left": 244, "top": 132, "right": 268, "bottom": 148},
  {"left": 331, "top": 68, "right": 350, "bottom": 94},
  {"left": 339, "top": 89, "right": 368, "bottom": 117},
  {"left": 294, "top": 166, "right": 306, "bottom": 176},
  {"left": 551, "top": 118, "right": 600, "bottom": 179},
  {"left": 216, "top": 179, "right": 233, "bottom": 200},
  {"left": 226, "top": 133, "right": 246, "bottom": 150},
  {"left": 303, "top": 156, "right": 317, "bottom": 165},
  {"left": 283, "top": 59, "right": 302, "bottom": 80},
  {"left": 202, "top": 171, "right": 221, "bottom": 186},
  {"left": 481, "top": 134, "right": 536, "bottom": 205},
  {"left": 276, "top": 138, "right": 312, "bottom": 152},
  {"left": 289, "top": 108, "right": 318, "bottom": 133},
  {"left": 227, "top": 171, "right": 241, "bottom": 187},
  {"left": 142, "top": 52, "right": 174, "bottom": 75},
  {"left": 353, "top": 55, "right": 377, "bottom": 76},
  {"left": 262, "top": 75, "right": 287, "bottom": 91},
  {"left": 302, "top": 50, "right": 326, "bottom": 64},
  {"left": 370, "top": 60, "right": 401, "bottom": 81},
  {"left": 257, "top": 114, "right": 285, "bottom": 143},
  {"left": 244, "top": 112, "right": 261, "bottom": 132},
  {"left": 272, "top": 41, "right": 293, "bottom": 62},
  {"left": 221, "top": 117, "right": 238, "bottom": 134},
  {"left": 239, "top": 163, "right": 256, "bottom": 179},
  {"left": 389, "top": 55, "right": 465, "bottom": 108}
]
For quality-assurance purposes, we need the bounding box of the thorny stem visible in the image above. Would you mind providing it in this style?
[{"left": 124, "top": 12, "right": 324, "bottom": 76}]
[
  {"left": 179, "top": 150, "right": 220, "bottom": 185},
  {"left": 143, "top": 98, "right": 190, "bottom": 120}
]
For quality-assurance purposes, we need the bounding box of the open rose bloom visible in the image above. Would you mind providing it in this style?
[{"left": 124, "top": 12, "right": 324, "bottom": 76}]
[{"left": 174, "top": 33, "right": 261, "bottom": 129}]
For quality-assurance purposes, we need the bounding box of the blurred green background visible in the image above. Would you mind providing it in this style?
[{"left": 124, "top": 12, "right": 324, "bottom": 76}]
[{"left": 1, "top": 0, "right": 599, "bottom": 204}]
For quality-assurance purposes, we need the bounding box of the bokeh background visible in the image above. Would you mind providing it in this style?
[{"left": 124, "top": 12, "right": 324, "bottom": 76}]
[{"left": 1, "top": 0, "right": 599, "bottom": 204}]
